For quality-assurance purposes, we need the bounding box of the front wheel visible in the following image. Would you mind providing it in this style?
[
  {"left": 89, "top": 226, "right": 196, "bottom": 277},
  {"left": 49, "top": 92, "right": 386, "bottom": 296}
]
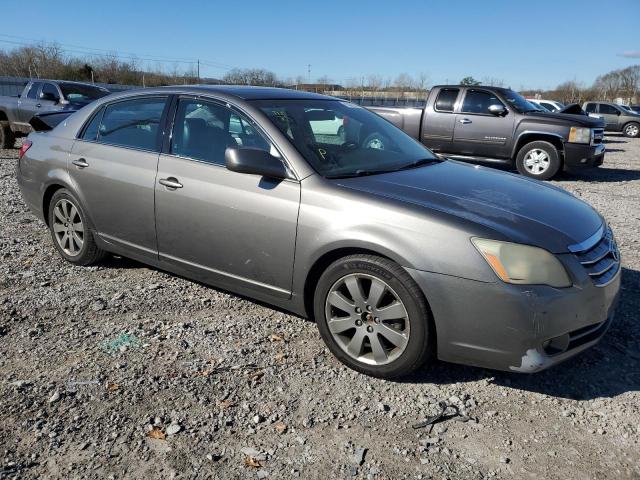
[
  {"left": 623, "top": 122, "right": 639, "bottom": 138},
  {"left": 515, "top": 140, "right": 560, "bottom": 180},
  {"left": 314, "top": 254, "right": 433, "bottom": 378}
]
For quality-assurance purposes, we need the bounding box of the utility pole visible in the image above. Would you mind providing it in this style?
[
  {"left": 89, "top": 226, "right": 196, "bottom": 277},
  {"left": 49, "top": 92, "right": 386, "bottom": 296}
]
[
  {"left": 307, "top": 64, "right": 311, "bottom": 83},
  {"left": 197, "top": 59, "right": 200, "bottom": 84}
]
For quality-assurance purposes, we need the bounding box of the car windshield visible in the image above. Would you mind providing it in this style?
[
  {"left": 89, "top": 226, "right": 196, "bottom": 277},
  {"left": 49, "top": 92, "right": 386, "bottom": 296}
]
[
  {"left": 501, "top": 89, "right": 540, "bottom": 113},
  {"left": 59, "top": 83, "right": 110, "bottom": 103},
  {"left": 253, "top": 99, "right": 439, "bottom": 178}
]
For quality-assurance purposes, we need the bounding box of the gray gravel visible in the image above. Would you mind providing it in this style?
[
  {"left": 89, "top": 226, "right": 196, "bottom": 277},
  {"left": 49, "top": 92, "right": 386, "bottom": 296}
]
[{"left": 1, "top": 136, "right": 639, "bottom": 479}]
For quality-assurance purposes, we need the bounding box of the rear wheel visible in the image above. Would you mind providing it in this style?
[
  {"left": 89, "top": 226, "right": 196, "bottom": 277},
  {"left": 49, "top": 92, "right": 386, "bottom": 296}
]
[
  {"left": 515, "top": 140, "right": 560, "bottom": 180},
  {"left": 623, "top": 122, "right": 639, "bottom": 138},
  {"left": 0, "top": 123, "right": 15, "bottom": 149},
  {"left": 314, "top": 254, "right": 433, "bottom": 378},
  {"left": 48, "top": 189, "right": 106, "bottom": 266}
]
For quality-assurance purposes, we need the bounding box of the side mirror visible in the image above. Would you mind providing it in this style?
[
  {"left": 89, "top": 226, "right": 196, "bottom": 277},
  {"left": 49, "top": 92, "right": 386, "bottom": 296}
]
[
  {"left": 225, "top": 147, "right": 288, "bottom": 179},
  {"left": 488, "top": 104, "right": 507, "bottom": 116}
]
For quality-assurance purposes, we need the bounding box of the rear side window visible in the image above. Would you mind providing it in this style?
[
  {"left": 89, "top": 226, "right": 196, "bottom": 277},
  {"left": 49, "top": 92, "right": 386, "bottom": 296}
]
[
  {"left": 434, "top": 88, "right": 459, "bottom": 112},
  {"left": 461, "top": 90, "right": 505, "bottom": 114},
  {"left": 599, "top": 104, "right": 619, "bottom": 115},
  {"left": 584, "top": 103, "right": 596, "bottom": 113},
  {"left": 80, "top": 107, "right": 105, "bottom": 141},
  {"left": 97, "top": 97, "right": 167, "bottom": 151},
  {"left": 27, "top": 82, "right": 42, "bottom": 99}
]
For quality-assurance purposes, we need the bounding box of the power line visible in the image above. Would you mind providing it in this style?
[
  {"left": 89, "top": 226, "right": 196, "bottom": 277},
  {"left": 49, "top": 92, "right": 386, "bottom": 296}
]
[{"left": 0, "top": 34, "right": 238, "bottom": 71}]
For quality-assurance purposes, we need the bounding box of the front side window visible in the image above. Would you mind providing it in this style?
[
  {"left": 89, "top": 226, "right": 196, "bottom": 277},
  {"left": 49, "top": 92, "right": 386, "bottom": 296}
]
[
  {"left": 27, "top": 82, "right": 42, "bottom": 100},
  {"left": 254, "top": 99, "right": 439, "bottom": 178},
  {"left": 599, "top": 104, "right": 619, "bottom": 115},
  {"left": 434, "top": 88, "right": 459, "bottom": 112},
  {"left": 171, "top": 99, "right": 271, "bottom": 165},
  {"left": 41, "top": 83, "right": 60, "bottom": 102},
  {"left": 584, "top": 103, "right": 597, "bottom": 113},
  {"left": 461, "top": 90, "right": 505, "bottom": 114},
  {"left": 97, "top": 97, "right": 167, "bottom": 151}
]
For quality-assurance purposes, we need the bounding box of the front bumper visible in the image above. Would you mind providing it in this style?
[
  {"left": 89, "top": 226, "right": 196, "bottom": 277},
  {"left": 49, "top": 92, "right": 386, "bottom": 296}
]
[
  {"left": 406, "top": 262, "right": 621, "bottom": 373},
  {"left": 563, "top": 142, "right": 605, "bottom": 170}
]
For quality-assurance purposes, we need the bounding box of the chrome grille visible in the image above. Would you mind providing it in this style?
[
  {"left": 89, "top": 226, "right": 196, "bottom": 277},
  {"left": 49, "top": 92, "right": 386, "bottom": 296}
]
[
  {"left": 591, "top": 128, "right": 604, "bottom": 145},
  {"left": 572, "top": 226, "right": 620, "bottom": 287}
]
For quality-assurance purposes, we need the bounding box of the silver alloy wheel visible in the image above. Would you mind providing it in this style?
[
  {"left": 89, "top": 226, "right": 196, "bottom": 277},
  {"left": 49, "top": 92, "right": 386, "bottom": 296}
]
[
  {"left": 625, "top": 124, "right": 639, "bottom": 137},
  {"left": 324, "top": 273, "right": 410, "bottom": 365},
  {"left": 52, "top": 198, "right": 84, "bottom": 256},
  {"left": 523, "top": 148, "right": 550, "bottom": 175}
]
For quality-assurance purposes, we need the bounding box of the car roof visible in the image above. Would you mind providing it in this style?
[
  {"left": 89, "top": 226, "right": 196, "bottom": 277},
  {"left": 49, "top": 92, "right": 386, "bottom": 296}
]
[{"left": 143, "top": 85, "right": 337, "bottom": 101}]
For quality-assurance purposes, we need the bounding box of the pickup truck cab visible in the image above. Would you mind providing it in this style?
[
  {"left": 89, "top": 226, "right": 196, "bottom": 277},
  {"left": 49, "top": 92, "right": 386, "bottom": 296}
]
[
  {"left": 0, "top": 79, "right": 110, "bottom": 148},
  {"left": 368, "top": 85, "right": 605, "bottom": 180},
  {"left": 583, "top": 101, "right": 640, "bottom": 138}
]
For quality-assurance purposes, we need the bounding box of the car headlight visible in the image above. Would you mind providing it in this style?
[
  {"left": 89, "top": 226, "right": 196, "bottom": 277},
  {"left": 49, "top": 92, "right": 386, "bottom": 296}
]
[
  {"left": 568, "top": 127, "right": 591, "bottom": 144},
  {"left": 472, "top": 238, "right": 572, "bottom": 288}
]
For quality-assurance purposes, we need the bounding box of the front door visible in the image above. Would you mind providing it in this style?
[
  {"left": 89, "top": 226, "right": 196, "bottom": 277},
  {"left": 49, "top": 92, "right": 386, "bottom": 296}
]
[
  {"left": 155, "top": 97, "right": 300, "bottom": 298},
  {"left": 598, "top": 103, "right": 621, "bottom": 131},
  {"left": 453, "top": 88, "right": 515, "bottom": 158},
  {"left": 69, "top": 95, "right": 169, "bottom": 259}
]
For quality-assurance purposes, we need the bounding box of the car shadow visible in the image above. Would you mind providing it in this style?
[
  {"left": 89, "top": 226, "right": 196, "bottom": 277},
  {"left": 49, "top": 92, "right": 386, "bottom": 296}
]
[
  {"left": 399, "top": 267, "right": 640, "bottom": 401},
  {"left": 557, "top": 167, "right": 640, "bottom": 182},
  {"left": 603, "top": 148, "right": 626, "bottom": 153},
  {"left": 603, "top": 139, "right": 628, "bottom": 144}
]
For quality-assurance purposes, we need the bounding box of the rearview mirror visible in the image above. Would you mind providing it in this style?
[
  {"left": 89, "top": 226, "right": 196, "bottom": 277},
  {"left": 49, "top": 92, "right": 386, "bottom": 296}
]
[
  {"left": 488, "top": 104, "right": 507, "bottom": 116},
  {"left": 225, "top": 147, "right": 288, "bottom": 179}
]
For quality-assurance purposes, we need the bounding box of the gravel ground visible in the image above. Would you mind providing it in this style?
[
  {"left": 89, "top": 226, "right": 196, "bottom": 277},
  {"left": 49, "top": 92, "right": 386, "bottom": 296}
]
[{"left": 0, "top": 136, "right": 639, "bottom": 480}]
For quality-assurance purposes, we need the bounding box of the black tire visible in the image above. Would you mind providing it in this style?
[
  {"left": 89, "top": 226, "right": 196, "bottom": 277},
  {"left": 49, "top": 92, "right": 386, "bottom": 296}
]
[
  {"left": 313, "top": 254, "right": 433, "bottom": 378},
  {"left": 623, "top": 122, "right": 639, "bottom": 138},
  {"left": 48, "top": 189, "right": 106, "bottom": 266},
  {"left": 0, "top": 123, "right": 15, "bottom": 149},
  {"left": 515, "top": 140, "right": 561, "bottom": 180}
]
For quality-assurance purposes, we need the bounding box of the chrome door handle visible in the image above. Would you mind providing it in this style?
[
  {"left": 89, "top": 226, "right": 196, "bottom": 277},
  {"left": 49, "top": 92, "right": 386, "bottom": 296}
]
[
  {"left": 72, "top": 158, "right": 89, "bottom": 168},
  {"left": 159, "top": 177, "right": 183, "bottom": 189},
  {"left": 459, "top": 118, "right": 472, "bottom": 124}
]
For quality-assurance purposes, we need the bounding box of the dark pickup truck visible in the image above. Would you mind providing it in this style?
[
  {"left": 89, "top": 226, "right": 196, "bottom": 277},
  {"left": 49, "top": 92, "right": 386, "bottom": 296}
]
[
  {"left": 368, "top": 85, "right": 606, "bottom": 179},
  {"left": 0, "top": 79, "right": 110, "bottom": 148}
]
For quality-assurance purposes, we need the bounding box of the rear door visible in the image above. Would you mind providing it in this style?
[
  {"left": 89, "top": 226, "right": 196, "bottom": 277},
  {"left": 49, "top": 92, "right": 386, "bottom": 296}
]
[
  {"left": 154, "top": 96, "right": 300, "bottom": 297},
  {"left": 69, "top": 95, "right": 170, "bottom": 260},
  {"left": 17, "top": 82, "right": 43, "bottom": 123},
  {"left": 598, "top": 103, "right": 621, "bottom": 131},
  {"left": 421, "top": 87, "right": 460, "bottom": 152},
  {"left": 453, "top": 88, "right": 515, "bottom": 158}
]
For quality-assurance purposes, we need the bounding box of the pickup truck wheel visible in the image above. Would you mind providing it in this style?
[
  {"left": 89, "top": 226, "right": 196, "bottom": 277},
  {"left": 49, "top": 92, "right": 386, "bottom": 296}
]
[
  {"left": 0, "top": 123, "right": 15, "bottom": 149},
  {"left": 623, "top": 122, "right": 639, "bottom": 138},
  {"left": 48, "top": 189, "right": 106, "bottom": 266},
  {"left": 515, "top": 141, "right": 560, "bottom": 180},
  {"left": 314, "top": 254, "right": 433, "bottom": 378}
]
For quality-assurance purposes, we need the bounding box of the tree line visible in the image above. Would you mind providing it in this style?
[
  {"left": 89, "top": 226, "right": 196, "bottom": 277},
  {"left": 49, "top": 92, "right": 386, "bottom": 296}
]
[{"left": 1, "top": 44, "right": 638, "bottom": 103}]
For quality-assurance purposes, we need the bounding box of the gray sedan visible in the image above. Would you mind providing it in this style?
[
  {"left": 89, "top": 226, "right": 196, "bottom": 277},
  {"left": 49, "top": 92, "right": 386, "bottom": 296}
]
[{"left": 17, "top": 86, "right": 621, "bottom": 378}]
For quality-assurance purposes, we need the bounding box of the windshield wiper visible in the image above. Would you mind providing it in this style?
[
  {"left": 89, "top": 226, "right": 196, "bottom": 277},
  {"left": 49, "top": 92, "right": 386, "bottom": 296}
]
[
  {"left": 326, "top": 168, "right": 398, "bottom": 179},
  {"left": 397, "top": 158, "right": 440, "bottom": 171}
]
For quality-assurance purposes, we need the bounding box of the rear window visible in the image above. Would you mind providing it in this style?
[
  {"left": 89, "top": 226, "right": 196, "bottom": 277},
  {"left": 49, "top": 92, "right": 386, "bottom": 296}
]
[
  {"left": 434, "top": 88, "right": 459, "bottom": 112},
  {"left": 96, "top": 97, "right": 167, "bottom": 151}
]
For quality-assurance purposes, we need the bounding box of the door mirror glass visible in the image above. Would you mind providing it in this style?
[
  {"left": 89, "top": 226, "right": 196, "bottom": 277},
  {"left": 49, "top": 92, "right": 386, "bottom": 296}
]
[
  {"left": 225, "top": 147, "right": 287, "bottom": 179},
  {"left": 488, "top": 104, "right": 507, "bottom": 116}
]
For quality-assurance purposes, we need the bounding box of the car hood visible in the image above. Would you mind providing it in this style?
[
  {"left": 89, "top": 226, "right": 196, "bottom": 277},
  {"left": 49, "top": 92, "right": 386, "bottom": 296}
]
[
  {"left": 523, "top": 111, "right": 605, "bottom": 127},
  {"left": 334, "top": 161, "right": 602, "bottom": 253}
]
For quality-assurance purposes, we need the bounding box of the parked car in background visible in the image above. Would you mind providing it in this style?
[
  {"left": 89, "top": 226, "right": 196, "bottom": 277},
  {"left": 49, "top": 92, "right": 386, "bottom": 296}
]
[
  {"left": 528, "top": 99, "right": 565, "bottom": 112},
  {"left": 583, "top": 101, "right": 640, "bottom": 137},
  {"left": 368, "top": 85, "right": 605, "bottom": 180},
  {"left": 16, "top": 85, "right": 620, "bottom": 378},
  {"left": 0, "top": 79, "right": 111, "bottom": 148}
]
